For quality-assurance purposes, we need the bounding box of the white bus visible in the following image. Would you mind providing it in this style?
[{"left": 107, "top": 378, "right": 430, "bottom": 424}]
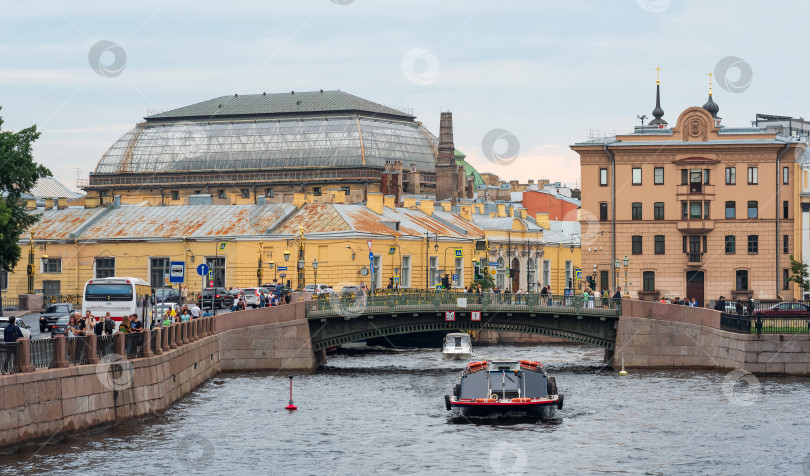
[{"left": 82, "top": 277, "right": 152, "bottom": 324}]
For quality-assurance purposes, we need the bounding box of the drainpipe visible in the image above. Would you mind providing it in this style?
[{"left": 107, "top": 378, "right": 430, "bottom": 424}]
[
  {"left": 776, "top": 140, "right": 791, "bottom": 299},
  {"left": 603, "top": 144, "right": 616, "bottom": 293}
]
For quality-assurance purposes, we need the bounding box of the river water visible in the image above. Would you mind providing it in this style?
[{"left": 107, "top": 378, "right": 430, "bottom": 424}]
[{"left": 3, "top": 343, "right": 810, "bottom": 475}]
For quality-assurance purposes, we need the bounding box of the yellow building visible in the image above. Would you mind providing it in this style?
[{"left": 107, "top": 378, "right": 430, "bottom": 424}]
[{"left": 11, "top": 192, "right": 580, "bottom": 299}]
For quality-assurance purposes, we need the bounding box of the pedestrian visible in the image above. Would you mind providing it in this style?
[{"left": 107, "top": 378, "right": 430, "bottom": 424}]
[
  {"left": 86, "top": 312, "right": 98, "bottom": 335},
  {"left": 747, "top": 299, "right": 755, "bottom": 316},
  {"left": 735, "top": 299, "right": 743, "bottom": 316},
  {"left": 202, "top": 308, "right": 213, "bottom": 317},
  {"left": 119, "top": 316, "right": 132, "bottom": 334},
  {"left": 190, "top": 302, "right": 201, "bottom": 319},
  {"left": 691, "top": 298, "right": 698, "bottom": 307},
  {"left": 162, "top": 311, "right": 172, "bottom": 327},
  {"left": 259, "top": 290, "right": 266, "bottom": 308},
  {"left": 181, "top": 285, "right": 189, "bottom": 306},
  {"left": 3, "top": 316, "right": 23, "bottom": 373},
  {"left": 104, "top": 312, "right": 115, "bottom": 335},
  {"left": 612, "top": 287, "right": 622, "bottom": 309},
  {"left": 130, "top": 314, "right": 143, "bottom": 332}
]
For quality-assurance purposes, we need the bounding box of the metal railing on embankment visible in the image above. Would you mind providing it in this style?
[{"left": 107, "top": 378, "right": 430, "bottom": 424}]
[
  {"left": 0, "top": 317, "right": 216, "bottom": 375},
  {"left": 306, "top": 291, "right": 622, "bottom": 318},
  {"left": 721, "top": 313, "right": 810, "bottom": 335}
]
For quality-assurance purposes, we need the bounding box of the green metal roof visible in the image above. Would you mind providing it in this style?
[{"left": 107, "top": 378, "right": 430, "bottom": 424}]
[
  {"left": 146, "top": 90, "right": 415, "bottom": 122},
  {"left": 454, "top": 149, "right": 485, "bottom": 189}
]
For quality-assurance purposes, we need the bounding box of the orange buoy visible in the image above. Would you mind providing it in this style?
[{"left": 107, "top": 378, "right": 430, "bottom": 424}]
[
  {"left": 510, "top": 397, "right": 532, "bottom": 403},
  {"left": 475, "top": 398, "right": 498, "bottom": 403}
]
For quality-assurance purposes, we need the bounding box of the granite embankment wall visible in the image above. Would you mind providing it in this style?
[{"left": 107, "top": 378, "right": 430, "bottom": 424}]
[
  {"left": 0, "top": 302, "right": 319, "bottom": 449},
  {"left": 618, "top": 300, "right": 810, "bottom": 375}
]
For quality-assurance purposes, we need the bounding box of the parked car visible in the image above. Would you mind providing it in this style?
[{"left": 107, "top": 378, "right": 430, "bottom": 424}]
[
  {"left": 197, "top": 287, "right": 234, "bottom": 309},
  {"left": 340, "top": 285, "right": 361, "bottom": 295},
  {"left": 154, "top": 288, "right": 181, "bottom": 304},
  {"left": 240, "top": 287, "right": 270, "bottom": 307},
  {"left": 50, "top": 315, "right": 72, "bottom": 337},
  {"left": 753, "top": 301, "right": 810, "bottom": 316},
  {"left": 39, "top": 302, "right": 75, "bottom": 332},
  {"left": 0, "top": 317, "right": 31, "bottom": 340}
]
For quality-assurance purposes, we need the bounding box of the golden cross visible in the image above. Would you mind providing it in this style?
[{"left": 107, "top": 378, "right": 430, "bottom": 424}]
[
  {"left": 655, "top": 64, "right": 661, "bottom": 84},
  {"left": 707, "top": 70, "right": 713, "bottom": 95}
]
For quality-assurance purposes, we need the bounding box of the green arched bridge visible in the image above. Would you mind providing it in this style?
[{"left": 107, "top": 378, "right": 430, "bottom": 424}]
[{"left": 305, "top": 292, "right": 621, "bottom": 351}]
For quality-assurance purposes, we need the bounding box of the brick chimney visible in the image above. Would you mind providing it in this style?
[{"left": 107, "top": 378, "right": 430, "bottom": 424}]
[{"left": 435, "top": 112, "right": 458, "bottom": 204}]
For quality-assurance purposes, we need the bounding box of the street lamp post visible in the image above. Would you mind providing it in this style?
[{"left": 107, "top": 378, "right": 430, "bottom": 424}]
[
  {"left": 622, "top": 255, "right": 629, "bottom": 297},
  {"left": 313, "top": 259, "right": 318, "bottom": 285},
  {"left": 424, "top": 232, "right": 439, "bottom": 289},
  {"left": 26, "top": 232, "right": 35, "bottom": 295},
  {"left": 257, "top": 241, "right": 264, "bottom": 287},
  {"left": 614, "top": 258, "right": 620, "bottom": 291},
  {"left": 286, "top": 225, "right": 306, "bottom": 291}
]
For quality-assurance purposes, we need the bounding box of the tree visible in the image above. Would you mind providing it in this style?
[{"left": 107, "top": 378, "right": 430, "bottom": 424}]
[
  {"left": 787, "top": 255, "right": 809, "bottom": 296},
  {"left": 0, "top": 109, "right": 51, "bottom": 272}
]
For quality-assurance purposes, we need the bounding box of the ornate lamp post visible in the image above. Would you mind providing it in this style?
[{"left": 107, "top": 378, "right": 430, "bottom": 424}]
[
  {"left": 286, "top": 225, "right": 306, "bottom": 291},
  {"left": 622, "top": 255, "right": 629, "bottom": 297},
  {"left": 312, "top": 259, "right": 319, "bottom": 285},
  {"left": 614, "top": 258, "right": 620, "bottom": 291},
  {"left": 257, "top": 241, "right": 264, "bottom": 287},
  {"left": 26, "top": 232, "right": 35, "bottom": 295}
]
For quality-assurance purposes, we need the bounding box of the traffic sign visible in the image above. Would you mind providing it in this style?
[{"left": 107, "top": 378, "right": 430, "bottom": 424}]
[
  {"left": 164, "top": 273, "right": 170, "bottom": 285},
  {"left": 445, "top": 311, "right": 455, "bottom": 321},
  {"left": 394, "top": 276, "right": 400, "bottom": 285},
  {"left": 489, "top": 261, "right": 499, "bottom": 267},
  {"left": 170, "top": 261, "right": 185, "bottom": 283},
  {"left": 454, "top": 248, "right": 463, "bottom": 258},
  {"left": 388, "top": 246, "right": 396, "bottom": 255},
  {"left": 208, "top": 271, "right": 213, "bottom": 279},
  {"left": 471, "top": 311, "right": 481, "bottom": 321},
  {"left": 219, "top": 241, "right": 227, "bottom": 251},
  {"left": 277, "top": 266, "right": 288, "bottom": 271},
  {"left": 489, "top": 268, "right": 497, "bottom": 277},
  {"left": 452, "top": 273, "right": 458, "bottom": 282},
  {"left": 196, "top": 263, "right": 209, "bottom": 277},
  {"left": 369, "top": 251, "right": 374, "bottom": 261},
  {"left": 367, "top": 240, "right": 373, "bottom": 251},
  {"left": 575, "top": 268, "right": 582, "bottom": 280}
]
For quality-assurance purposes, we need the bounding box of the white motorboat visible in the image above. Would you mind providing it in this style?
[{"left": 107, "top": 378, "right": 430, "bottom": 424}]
[{"left": 441, "top": 332, "right": 473, "bottom": 360}]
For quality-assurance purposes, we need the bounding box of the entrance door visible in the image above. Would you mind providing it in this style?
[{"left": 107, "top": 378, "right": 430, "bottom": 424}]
[
  {"left": 686, "top": 271, "right": 704, "bottom": 307},
  {"left": 510, "top": 257, "right": 520, "bottom": 292}
]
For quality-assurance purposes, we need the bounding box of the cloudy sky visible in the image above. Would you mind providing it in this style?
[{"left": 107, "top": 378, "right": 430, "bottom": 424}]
[{"left": 0, "top": 0, "right": 806, "bottom": 191}]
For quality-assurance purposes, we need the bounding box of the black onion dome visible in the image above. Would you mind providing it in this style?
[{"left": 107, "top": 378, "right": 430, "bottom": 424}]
[{"left": 702, "top": 94, "right": 719, "bottom": 118}]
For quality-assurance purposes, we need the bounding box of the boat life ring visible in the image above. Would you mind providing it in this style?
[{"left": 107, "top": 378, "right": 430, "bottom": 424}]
[
  {"left": 511, "top": 397, "right": 532, "bottom": 403},
  {"left": 466, "top": 361, "right": 488, "bottom": 372},
  {"left": 519, "top": 360, "right": 541, "bottom": 370},
  {"left": 475, "top": 398, "right": 498, "bottom": 403},
  {"left": 490, "top": 394, "right": 499, "bottom": 401}
]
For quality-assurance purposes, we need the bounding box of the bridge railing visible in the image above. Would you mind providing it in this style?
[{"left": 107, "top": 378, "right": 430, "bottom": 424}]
[
  {"left": 721, "top": 312, "right": 810, "bottom": 334},
  {"left": 306, "top": 291, "right": 622, "bottom": 318}
]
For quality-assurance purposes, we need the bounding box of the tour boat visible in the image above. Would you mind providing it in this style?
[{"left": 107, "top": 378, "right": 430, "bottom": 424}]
[
  {"left": 444, "top": 360, "right": 563, "bottom": 418},
  {"left": 441, "top": 332, "right": 474, "bottom": 360}
]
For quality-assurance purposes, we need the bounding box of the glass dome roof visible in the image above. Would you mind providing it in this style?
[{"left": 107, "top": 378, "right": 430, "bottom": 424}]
[{"left": 94, "top": 116, "right": 439, "bottom": 174}]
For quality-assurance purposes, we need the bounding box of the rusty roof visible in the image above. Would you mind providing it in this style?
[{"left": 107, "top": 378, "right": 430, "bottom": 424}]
[{"left": 27, "top": 204, "right": 296, "bottom": 241}]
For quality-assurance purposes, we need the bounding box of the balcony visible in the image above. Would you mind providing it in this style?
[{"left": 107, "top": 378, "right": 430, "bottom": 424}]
[
  {"left": 676, "top": 219, "right": 714, "bottom": 234},
  {"left": 676, "top": 184, "right": 715, "bottom": 199},
  {"left": 687, "top": 253, "right": 702, "bottom": 267}
]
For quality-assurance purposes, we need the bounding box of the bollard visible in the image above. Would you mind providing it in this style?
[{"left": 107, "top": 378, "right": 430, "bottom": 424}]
[
  {"left": 169, "top": 324, "right": 177, "bottom": 350},
  {"left": 16, "top": 338, "right": 34, "bottom": 372},
  {"left": 115, "top": 332, "right": 126, "bottom": 357},
  {"left": 153, "top": 327, "right": 163, "bottom": 355},
  {"left": 187, "top": 320, "right": 196, "bottom": 343},
  {"left": 192, "top": 319, "right": 199, "bottom": 341},
  {"left": 142, "top": 329, "right": 153, "bottom": 358},
  {"left": 175, "top": 323, "right": 183, "bottom": 348},
  {"left": 161, "top": 326, "right": 170, "bottom": 352},
  {"left": 86, "top": 334, "right": 99, "bottom": 365},
  {"left": 181, "top": 321, "right": 190, "bottom": 345},
  {"left": 53, "top": 335, "right": 69, "bottom": 368}
]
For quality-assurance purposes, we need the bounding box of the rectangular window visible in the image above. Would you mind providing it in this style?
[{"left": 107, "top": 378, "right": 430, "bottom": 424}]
[
  {"left": 218, "top": 190, "right": 226, "bottom": 199},
  {"left": 736, "top": 270, "right": 749, "bottom": 291},
  {"left": 632, "top": 168, "right": 642, "bottom": 185},
  {"left": 401, "top": 256, "right": 411, "bottom": 288},
  {"left": 725, "top": 201, "right": 736, "bottom": 219},
  {"left": 689, "top": 236, "right": 701, "bottom": 262},
  {"left": 429, "top": 256, "right": 438, "bottom": 288},
  {"left": 565, "top": 260, "right": 573, "bottom": 288},
  {"left": 542, "top": 260, "right": 550, "bottom": 287},
  {"left": 95, "top": 258, "right": 115, "bottom": 279},
  {"left": 631, "top": 202, "right": 642, "bottom": 220},
  {"left": 313, "top": 187, "right": 322, "bottom": 197},
  {"left": 643, "top": 271, "right": 655, "bottom": 292},
  {"left": 654, "top": 235, "right": 665, "bottom": 254},
  {"left": 241, "top": 189, "right": 250, "bottom": 199},
  {"left": 454, "top": 257, "right": 463, "bottom": 287},
  {"left": 726, "top": 167, "right": 736, "bottom": 185},
  {"left": 654, "top": 167, "right": 664, "bottom": 185},
  {"left": 682, "top": 236, "right": 687, "bottom": 253},
  {"left": 0, "top": 269, "right": 6, "bottom": 291},
  {"left": 703, "top": 235, "right": 708, "bottom": 253},
  {"left": 681, "top": 169, "right": 688, "bottom": 185},
  {"left": 784, "top": 200, "right": 789, "bottom": 219},
  {"left": 784, "top": 269, "right": 790, "bottom": 290},
  {"left": 748, "top": 235, "right": 758, "bottom": 254},
  {"left": 265, "top": 188, "right": 274, "bottom": 198},
  {"left": 681, "top": 201, "right": 688, "bottom": 219},
  {"left": 703, "top": 201, "right": 710, "bottom": 219},
  {"left": 748, "top": 201, "right": 758, "bottom": 219},
  {"left": 205, "top": 257, "right": 226, "bottom": 288},
  {"left": 654, "top": 202, "right": 664, "bottom": 220},
  {"left": 704, "top": 169, "right": 710, "bottom": 184},
  {"left": 690, "top": 169, "right": 702, "bottom": 193},
  {"left": 725, "top": 235, "right": 736, "bottom": 254},
  {"left": 784, "top": 166, "right": 789, "bottom": 185},
  {"left": 784, "top": 235, "right": 789, "bottom": 254},
  {"left": 599, "top": 202, "right": 608, "bottom": 221},
  {"left": 690, "top": 202, "right": 701, "bottom": 219},
  {"left": 42, "top": 258, "right": 62, "bottom": 273},
  {"left": 150, "top": 258, "right": 169, "bottom": 289},
  {"left": 632, "top": 235, "right": 642, "bottom": 255},
  {"left": 171, "top": 190, "right": 179, "bottom": 200},
  {"left": 748, "top": 167, "right": 758, "bottom": 185},
  {"left": 599, "top": 168, "right": 608, "bottom": 186}
]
